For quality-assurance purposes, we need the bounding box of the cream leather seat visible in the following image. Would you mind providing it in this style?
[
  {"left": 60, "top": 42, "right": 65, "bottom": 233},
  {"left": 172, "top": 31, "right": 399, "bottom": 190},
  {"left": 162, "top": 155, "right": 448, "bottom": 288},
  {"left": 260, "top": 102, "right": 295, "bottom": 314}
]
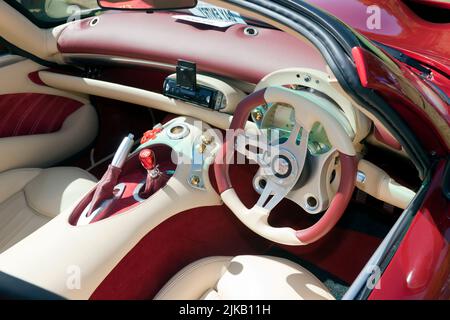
[
  {"left": 155, "top": 255, "right": 335, "bottom": 300},
  {"left": 0, "top": 167, "right": 97, "bottom": 253}
]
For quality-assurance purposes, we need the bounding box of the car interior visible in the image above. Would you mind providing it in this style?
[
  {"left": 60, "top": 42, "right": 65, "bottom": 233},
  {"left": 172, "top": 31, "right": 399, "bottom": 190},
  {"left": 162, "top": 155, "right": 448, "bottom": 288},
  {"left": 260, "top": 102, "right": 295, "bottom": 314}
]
[{"left": 0, "top": 0, "right": 424, "bottom": 300}]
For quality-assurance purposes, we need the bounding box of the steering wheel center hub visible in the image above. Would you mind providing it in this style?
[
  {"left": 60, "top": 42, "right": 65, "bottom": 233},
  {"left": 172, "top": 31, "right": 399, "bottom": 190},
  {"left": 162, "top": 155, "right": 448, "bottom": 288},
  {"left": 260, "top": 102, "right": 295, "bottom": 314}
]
[
  {"left": 273, "top": 155, "right": 293, "bottom": 179},
  {"left": 265, "top": 148, "right": 299, "bottom": 184}
]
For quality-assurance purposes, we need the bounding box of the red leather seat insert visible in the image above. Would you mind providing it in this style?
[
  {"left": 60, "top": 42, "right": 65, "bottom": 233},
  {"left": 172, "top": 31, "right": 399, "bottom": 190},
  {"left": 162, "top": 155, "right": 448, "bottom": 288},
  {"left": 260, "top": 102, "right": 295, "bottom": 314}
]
[{"left": 0, "top": 93, "right": 83, "bottom": 138}]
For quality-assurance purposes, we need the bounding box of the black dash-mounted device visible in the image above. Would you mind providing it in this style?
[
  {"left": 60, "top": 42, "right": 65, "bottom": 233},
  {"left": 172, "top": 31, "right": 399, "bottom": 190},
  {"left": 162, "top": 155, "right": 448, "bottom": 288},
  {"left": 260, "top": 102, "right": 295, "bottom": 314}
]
[
  {"left": 163, "top": 60, "right": 225, "bottom": 110},
  {"left": 176, "top": 60, "right": 197, "bottom": 92}
]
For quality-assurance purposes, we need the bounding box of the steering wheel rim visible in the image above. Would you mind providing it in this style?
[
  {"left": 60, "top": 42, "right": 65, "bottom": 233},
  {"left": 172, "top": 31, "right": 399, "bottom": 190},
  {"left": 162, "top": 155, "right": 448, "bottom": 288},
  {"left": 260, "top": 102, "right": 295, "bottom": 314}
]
[{"left": 214, "top": 87, "right": 358, "bottom": 246}]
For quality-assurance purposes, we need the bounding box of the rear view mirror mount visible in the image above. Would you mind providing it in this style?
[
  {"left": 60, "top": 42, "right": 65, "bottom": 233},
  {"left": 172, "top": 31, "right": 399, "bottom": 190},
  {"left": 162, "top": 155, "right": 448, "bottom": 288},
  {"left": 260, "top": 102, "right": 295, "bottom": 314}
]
[{"left": 97, "top": 0, "right": 198, "bottom": 11}]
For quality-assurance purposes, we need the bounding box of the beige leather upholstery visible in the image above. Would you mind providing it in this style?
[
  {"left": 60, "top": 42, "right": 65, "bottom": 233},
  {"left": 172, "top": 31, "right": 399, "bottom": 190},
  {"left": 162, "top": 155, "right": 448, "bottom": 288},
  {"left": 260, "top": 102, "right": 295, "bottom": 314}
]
[
  {"left": 356, "top": 160, "right": 415, "bottom": 209},
  {"left": 155, "top": 255, "right": 335, "bottom": 300},
  {"left": 0, "top": 167, "right": 97, "bottom": 253},
  {"left": 38, "top": 71, "right": 255, "bottom": 132}
]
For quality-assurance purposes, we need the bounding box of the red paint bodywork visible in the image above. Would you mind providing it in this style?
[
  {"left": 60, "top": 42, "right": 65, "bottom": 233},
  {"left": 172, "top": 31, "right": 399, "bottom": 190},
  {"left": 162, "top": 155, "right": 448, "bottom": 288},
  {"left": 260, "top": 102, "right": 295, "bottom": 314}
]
[
  {"left": 352, "top": 47, "right": 449, "bottom": 156},
  {"left": 369, "top": 161, "right": 450, "bottom": 300},
  {"left": 307, "top": 0, "right": 450, "bottom": 74}
]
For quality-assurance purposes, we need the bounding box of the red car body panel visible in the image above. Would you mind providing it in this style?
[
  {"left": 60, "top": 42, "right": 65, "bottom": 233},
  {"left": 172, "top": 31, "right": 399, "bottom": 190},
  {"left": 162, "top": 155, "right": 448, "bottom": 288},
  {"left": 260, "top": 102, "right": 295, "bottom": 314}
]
[
  {"left": 307, "top": 0, "right": 450, "bottom": 75},
  {"left": 352, "top": 47, "right": 449, "bottom": 155},
  {"left": 368, "top": 160, "right": 450, "bottom": 300}
]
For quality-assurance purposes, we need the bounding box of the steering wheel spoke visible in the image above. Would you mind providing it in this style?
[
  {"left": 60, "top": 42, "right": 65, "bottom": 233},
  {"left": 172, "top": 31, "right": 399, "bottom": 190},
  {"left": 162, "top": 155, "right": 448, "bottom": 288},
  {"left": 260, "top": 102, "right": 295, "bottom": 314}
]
[
  {"left": 255, "top": 179, "right": 290, "bottom": 211},
  {"left": 284, "top": 123, "right": 302, "bottom": 147},
  {"left": 286, "top": 148, "right": 338, "bottom": 214},
  {"left": 282, "top": 124, "right": 309, "bottom": 171}
]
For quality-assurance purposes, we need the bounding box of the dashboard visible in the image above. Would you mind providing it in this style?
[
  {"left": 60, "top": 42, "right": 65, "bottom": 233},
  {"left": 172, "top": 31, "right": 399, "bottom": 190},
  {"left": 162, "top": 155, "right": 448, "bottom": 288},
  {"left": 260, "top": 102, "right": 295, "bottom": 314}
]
[
  {"left": 57, "top": 11, "right": 328, "bottom": 84},
  {"left": 54, "top": 9, "right": 375, "bottom": 150}
]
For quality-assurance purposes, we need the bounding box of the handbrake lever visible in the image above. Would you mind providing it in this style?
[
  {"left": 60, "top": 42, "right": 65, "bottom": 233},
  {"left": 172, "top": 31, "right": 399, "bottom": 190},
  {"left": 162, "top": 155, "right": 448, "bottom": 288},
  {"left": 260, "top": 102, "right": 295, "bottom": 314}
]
[
  {"left": 112, "top": 134, "right": 135, "bottom": 168},
  {"left": 80, "top": 134, "right": 135, "bottom": 224}
]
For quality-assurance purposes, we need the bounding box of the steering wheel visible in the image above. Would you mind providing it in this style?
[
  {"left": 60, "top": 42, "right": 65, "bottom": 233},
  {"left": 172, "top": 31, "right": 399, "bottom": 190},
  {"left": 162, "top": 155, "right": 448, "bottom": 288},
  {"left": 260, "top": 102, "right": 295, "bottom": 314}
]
[{"left": 214, "top": 87, "right": 357, "bottom": 246}]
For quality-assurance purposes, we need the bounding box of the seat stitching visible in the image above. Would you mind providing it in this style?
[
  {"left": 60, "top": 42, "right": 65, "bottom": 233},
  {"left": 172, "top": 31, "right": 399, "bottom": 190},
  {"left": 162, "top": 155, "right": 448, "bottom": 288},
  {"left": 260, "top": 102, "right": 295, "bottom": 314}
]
[
  {"left": 12, "top": 94, "right": 47, "bottom": 136},
  {"left": 29, "top": 96, "right": 55, "bottom": 134}
]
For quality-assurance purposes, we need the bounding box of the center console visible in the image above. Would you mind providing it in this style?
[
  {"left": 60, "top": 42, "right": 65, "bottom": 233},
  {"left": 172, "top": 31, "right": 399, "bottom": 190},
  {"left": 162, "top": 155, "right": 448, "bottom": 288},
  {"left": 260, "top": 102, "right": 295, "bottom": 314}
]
[
  {"left": 69, "top": 116, "right": 221, "bottom": 226},
  {"left": 70, "top": 144, "right": 176, "bottom": 226}
]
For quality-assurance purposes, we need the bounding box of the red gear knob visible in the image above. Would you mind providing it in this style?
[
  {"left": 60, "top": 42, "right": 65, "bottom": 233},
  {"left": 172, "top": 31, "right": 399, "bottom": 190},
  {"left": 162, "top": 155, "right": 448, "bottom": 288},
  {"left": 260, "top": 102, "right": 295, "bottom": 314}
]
[{"left": 139, "top": 148, "right": 156, "bottom": 171}]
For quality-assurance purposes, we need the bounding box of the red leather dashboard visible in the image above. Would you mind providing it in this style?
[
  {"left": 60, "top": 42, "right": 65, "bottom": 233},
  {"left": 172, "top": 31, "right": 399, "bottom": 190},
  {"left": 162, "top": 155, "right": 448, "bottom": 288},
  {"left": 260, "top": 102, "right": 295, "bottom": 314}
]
[{"left": 57, "top": 11, "right": 327, "bottom": 84}]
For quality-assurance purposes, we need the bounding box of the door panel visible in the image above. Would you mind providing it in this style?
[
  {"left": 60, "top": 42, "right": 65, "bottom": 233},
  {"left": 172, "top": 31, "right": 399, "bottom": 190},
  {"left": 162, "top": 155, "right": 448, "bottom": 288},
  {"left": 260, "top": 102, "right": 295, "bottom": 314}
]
[{"left": 0, "top": 58, "right": 98, "bottom": 172}]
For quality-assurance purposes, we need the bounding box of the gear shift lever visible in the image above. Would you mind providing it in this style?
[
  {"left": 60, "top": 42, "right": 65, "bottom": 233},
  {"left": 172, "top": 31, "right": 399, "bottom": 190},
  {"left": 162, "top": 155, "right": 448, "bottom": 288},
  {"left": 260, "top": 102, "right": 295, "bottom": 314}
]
[
  {"left": 139, "top": 148, "right": 169, "bottom": 198},
  {"left": 139, "top": 148, "right": 156, "bottom": 172}
]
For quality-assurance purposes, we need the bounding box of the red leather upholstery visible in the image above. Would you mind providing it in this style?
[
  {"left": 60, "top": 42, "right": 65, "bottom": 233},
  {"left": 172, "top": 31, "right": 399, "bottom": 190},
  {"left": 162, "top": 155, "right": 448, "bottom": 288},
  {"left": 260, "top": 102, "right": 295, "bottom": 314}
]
[{"left": 0, "top": 93, "right": 82, "bottom": 138}]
